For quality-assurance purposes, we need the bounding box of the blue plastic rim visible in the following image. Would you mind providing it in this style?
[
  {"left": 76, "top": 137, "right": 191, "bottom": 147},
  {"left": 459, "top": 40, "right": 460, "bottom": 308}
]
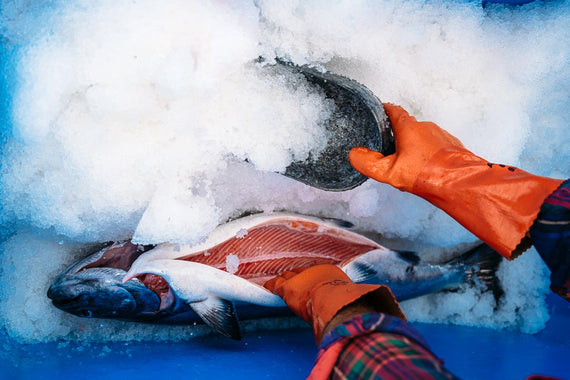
[
  {"left": 0, "top": 294, "right": 568, "bottom": 379},
  {"left": 1, "top": 1, "right": 569, "bottom": 379}
]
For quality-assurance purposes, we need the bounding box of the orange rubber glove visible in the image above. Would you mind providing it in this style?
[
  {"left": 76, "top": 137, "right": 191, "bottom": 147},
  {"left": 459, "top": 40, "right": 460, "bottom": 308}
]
[
  {"left": 349, "top": 104, "right": 564, "bottom": 260},
  {"left": 264, "top": 265, "right": 405, "bottom": 343}
]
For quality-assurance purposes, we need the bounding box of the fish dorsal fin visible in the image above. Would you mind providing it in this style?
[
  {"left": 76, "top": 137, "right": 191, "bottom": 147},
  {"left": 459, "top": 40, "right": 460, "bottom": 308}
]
[
  {"left": 396, "top": 250, "right": 420, "bottom": 265},
  {"left": 324, "top": 217, "right": 354, "bottom": 229},
  {"left": 343, "top": 261, "right": 378, "bottom": 284},
  {"left": 189, "top": 297, "right": 242, "bottom": 340}
]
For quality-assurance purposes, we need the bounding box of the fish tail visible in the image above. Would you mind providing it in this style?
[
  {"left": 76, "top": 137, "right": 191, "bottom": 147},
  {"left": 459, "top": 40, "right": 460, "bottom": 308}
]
[{"left": 448, "top": 243, "right": 504, "bottom": 299}]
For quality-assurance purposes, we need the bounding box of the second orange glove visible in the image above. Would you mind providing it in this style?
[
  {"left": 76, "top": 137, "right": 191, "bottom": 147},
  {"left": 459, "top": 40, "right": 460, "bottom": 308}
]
[
  {"left": 264, "top": 265, "right": 406, "bottom": 343},
  {"left": 350, "top": 104, "right": 564, "bottom": 260}
]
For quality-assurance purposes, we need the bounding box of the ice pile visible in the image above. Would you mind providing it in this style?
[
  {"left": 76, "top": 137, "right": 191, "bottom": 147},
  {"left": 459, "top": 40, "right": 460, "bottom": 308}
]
[{"left": 0, "top": 0, "right": 568, "bottom": 342}]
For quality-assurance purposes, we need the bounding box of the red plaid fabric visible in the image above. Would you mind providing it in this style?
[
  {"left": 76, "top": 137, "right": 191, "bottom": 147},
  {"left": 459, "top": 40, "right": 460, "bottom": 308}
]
[
  {"left": 309, "top": 313, "right": 458, "bottom": 380},
  {"left": 331, "top": 332, "right": 457, "bottom": 380},
  {"left": 308, "top": 179, "right": 570, "bottom": 379},
  {"left": 530, "top": 179, "right": 570, "bottom": 302}
]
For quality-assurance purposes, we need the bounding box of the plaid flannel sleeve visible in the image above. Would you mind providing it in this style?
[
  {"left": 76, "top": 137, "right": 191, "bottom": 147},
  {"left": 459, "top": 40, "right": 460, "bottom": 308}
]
[
  {"left": 530, "top": 179, "right": 570, "bottom": 301},
  {"left": 309, "top": 313, "right": 459, "bottom": 380}
]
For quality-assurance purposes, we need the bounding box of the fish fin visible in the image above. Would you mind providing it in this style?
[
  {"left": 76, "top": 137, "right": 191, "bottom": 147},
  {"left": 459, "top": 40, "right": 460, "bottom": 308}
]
[
  {"left": 189, "top": 297, "right": 242, "bottom": 340},
  {"left": 159, "top": 287, "right": 176, "bottom": 311},
  {"left": 324, "top": 218, "right": 354, "bottom": 229},
  {"left": 343, "top": 261, "right": 378, "bottom": 283},
  {"left": 395, "top": 250, "right": 421, "bottom": 265},
  {"left": 449, "top": 243, "right": 504, "bottom": 300}
]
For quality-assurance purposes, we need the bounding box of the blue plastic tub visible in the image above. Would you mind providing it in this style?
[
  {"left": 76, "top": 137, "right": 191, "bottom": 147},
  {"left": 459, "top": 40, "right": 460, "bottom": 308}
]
[
  {"left": 1, "top": 1, "right": 569, "bottom": 379},
  {"left": 1, "top": 294, "right": 568, "bottom": 379}
]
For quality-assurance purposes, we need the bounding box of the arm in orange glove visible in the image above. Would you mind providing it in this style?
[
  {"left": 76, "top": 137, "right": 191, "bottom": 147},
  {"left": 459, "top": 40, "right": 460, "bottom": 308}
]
[
  {"left": 264, "top": 265, "right": 459, "bottom": 379},
  {"left": 349, "top": 104, "right": 564, "bottom": 260},
  {"left": 263, "top": 264, "right": 405, "bottom": 344}
]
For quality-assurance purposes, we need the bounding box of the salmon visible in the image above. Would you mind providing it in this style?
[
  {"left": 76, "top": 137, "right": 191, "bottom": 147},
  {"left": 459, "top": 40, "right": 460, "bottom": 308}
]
[{"left": 48, "top": 212, "right": 503, "bottom": 340}]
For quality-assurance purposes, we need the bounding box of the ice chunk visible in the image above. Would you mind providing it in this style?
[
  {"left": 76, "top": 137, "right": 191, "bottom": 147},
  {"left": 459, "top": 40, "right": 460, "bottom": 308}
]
[
  {"left": 1, "top": 0, "right": 568, "bottom": 343},
  {"left": 225, "top": 254, "right": 240, "bottom": 274},
  {"left": 236, "top": 228, "right": 248, "bottom": 239}
]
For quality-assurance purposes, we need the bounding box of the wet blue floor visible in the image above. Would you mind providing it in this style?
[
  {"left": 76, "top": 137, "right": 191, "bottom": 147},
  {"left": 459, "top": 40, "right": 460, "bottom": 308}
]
[
  {"left": 1, "top": 294, "right": 568, "bottom": 380},
  {"left": 415, "top": 294, "right": 570, "bottom": 379}
]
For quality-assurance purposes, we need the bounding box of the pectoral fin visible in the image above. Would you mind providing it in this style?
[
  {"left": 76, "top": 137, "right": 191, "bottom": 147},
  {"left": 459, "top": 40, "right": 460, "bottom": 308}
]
[
  {"left": 189, "top": 297, "right": 242, "bottom": 340},
  {"left": 343, "top": 261, "right": 378, "bottom": 283}
]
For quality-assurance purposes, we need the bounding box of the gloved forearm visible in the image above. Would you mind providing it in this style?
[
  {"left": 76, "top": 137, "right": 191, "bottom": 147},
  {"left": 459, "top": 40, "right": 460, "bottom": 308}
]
[
  {"left": 263, "top": 265, "right": 405, "bottom": 344},
  {"left": 349, "top": 104, "right": 564, "bottom": 260},
  {"left": 411, "top": 148, "right": 563, "bottom": 259}
]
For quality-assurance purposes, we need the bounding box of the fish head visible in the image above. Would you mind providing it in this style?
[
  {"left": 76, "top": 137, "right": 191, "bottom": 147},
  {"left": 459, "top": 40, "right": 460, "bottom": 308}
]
[
  {"left": 47, "top": 241, "right": 195, "bottom": 323},
  {"left": 47, "top": 266, "right": 160, "bottom": 319}
]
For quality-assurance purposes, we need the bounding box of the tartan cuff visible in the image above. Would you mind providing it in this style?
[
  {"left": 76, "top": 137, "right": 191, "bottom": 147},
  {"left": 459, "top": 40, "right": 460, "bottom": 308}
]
[
  {"left": 536, "top": 179, "right": 570, "bottom": 220},
  {"left": 319, "top": 312, "right": 431, "bottom": 353},
  {"left": 530, "top": 179, "right": 570, "bottom": 290}
]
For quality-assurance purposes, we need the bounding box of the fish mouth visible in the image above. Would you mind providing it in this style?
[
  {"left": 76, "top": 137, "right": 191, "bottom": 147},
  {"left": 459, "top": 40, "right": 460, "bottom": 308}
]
[
  {"left": 49, "top": 293, "right": 93, "bottom": 313},
  {"left": 50, "top": 294, "right": 120, "bottom": 318}
]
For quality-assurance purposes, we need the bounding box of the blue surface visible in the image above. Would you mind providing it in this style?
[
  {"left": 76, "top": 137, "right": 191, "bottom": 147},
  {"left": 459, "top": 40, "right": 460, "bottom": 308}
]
[
  {"left": 483, "top": 0, "right": 537, "bottom": 5},
  {"left": 0, "top": 40, "right": 19, "bottom": 144},
  {"left": 1, "top": 294, "right": 568, "bottom": 379},
  {"left": 1, "top": 0, "right": 568, "bottom": 379},
  {"left": 415, "top": 294, "right": 570, "bottom": 379}
]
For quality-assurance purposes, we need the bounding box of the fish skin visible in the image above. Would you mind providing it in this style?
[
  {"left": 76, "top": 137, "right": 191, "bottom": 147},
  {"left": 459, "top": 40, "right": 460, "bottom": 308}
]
[
  {"left": 124, "top": 260, "right": 285, "bottom": 307},
  {"left": 47, "top": 212, "right": 503, "bottom": 338},
  {"left": 343, "top": 246, "right": 487, "bottom": 301},
  {"left": 123, "top": 259, "right": 286, "bottom": 339},
  {"left": 48, "top": 264, "right": 290, "bottom": 325}
]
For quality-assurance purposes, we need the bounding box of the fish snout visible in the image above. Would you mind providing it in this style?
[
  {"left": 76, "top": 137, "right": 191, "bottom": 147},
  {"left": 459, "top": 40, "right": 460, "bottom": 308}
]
[{"left": 47, "top": 270, "right": 161, "bottom": 319}]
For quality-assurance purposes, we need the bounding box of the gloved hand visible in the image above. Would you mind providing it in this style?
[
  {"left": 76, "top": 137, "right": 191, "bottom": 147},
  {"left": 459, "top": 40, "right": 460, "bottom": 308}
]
[
  {"left": 264, "top": 264, "right": 405, "bottom": 343},
  {"left": 349, "top": 103, "right": 564, "bottom": 260}
]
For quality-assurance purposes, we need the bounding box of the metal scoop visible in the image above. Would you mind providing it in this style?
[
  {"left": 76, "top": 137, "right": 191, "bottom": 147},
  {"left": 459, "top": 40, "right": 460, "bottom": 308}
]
[{"left": 275, "top": 60, "right": 395, "bottom": 191}]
